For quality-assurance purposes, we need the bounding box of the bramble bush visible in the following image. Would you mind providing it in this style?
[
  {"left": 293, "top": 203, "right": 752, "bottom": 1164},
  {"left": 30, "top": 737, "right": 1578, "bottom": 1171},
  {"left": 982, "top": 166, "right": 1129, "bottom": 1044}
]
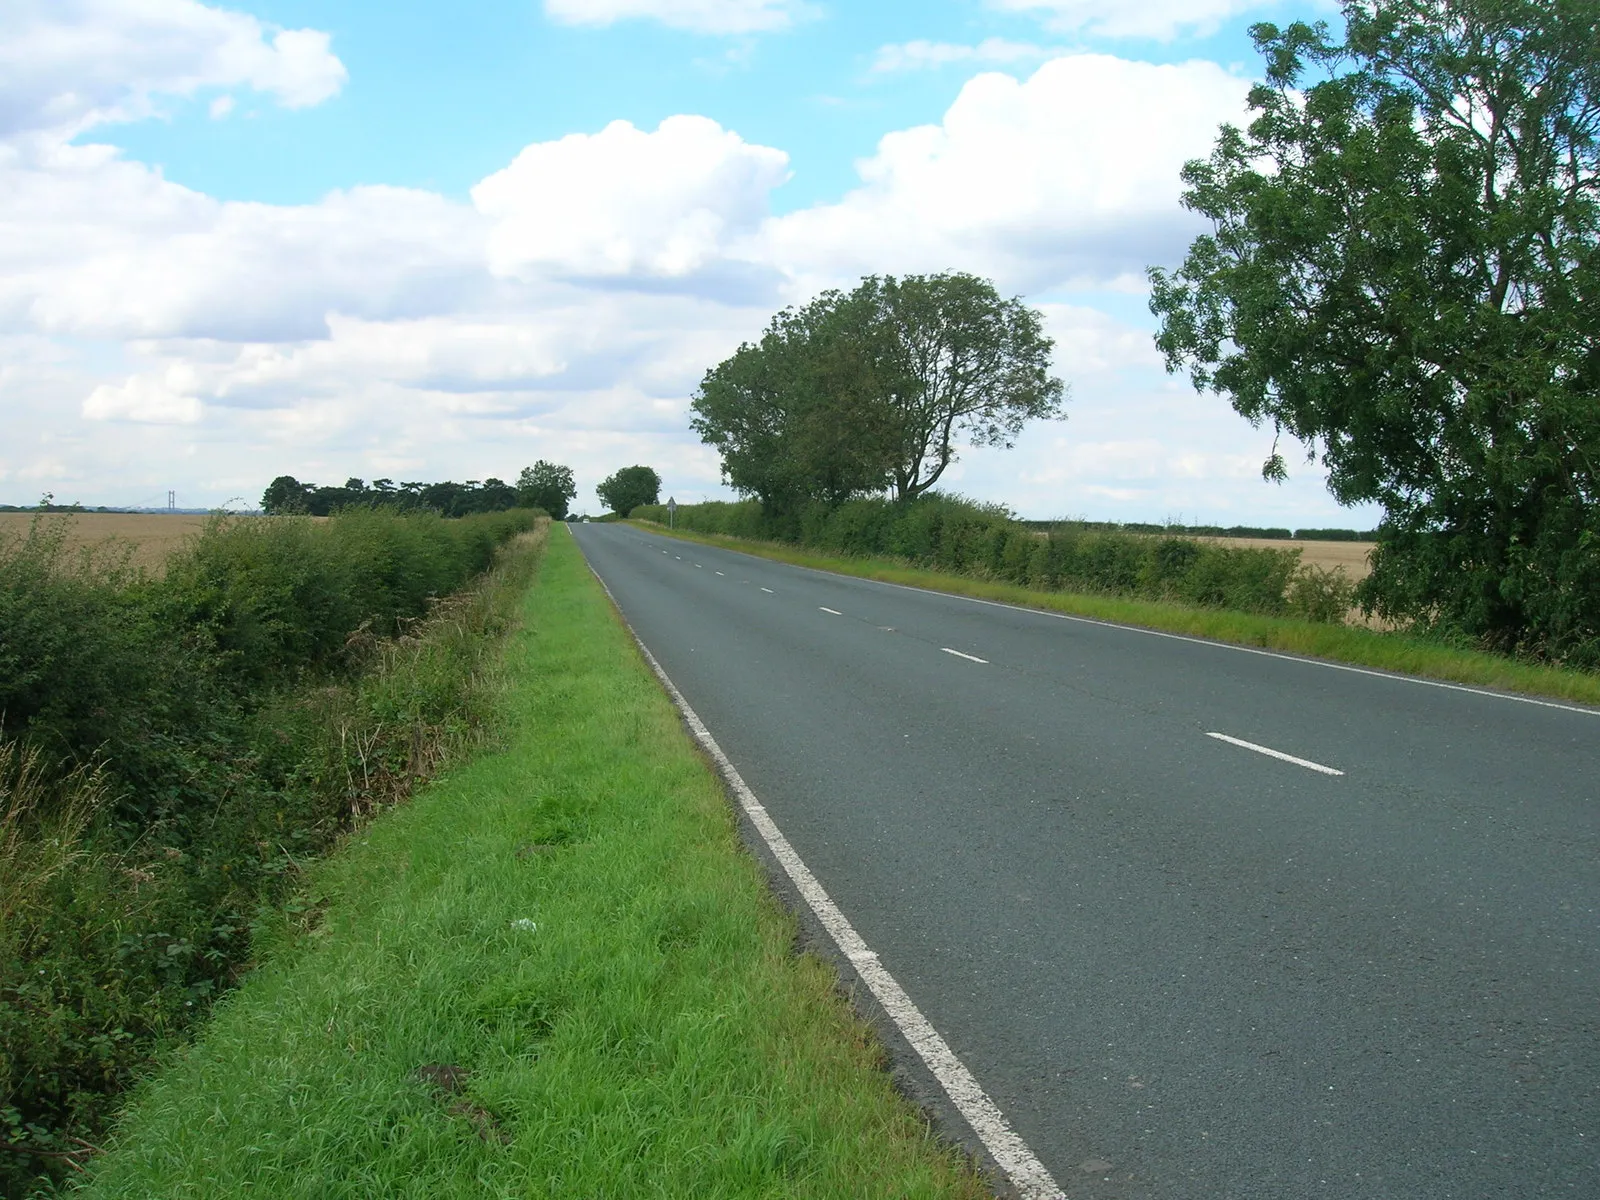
[
  {"left": 634, "top": 494, "right": 1342, "bottom": 621},
  {"left": 0, "top": 508, "right": 539, "bottom": 1193}
]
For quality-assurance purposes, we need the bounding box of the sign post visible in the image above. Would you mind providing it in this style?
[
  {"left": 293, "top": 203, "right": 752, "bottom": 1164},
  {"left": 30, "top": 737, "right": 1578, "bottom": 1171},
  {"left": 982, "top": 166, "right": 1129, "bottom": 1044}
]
[{"left": 667, "top": 496, "right": 677, "bottom": 530}]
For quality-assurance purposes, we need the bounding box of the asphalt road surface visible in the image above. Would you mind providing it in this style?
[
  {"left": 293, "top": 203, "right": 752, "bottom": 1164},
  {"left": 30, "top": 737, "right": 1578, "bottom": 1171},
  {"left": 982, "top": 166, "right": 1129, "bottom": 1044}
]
[{"left": 571, "top": 521, "right": 1599, "bottom": 1199}]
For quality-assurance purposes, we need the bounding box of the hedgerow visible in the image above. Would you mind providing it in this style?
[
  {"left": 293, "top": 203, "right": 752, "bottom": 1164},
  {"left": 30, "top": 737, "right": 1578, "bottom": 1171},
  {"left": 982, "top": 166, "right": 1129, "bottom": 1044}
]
[
  {"left": 0, "top": 508, "right": 539, "bottom": 1193},
  {"left": 635, "top": 495, "right": 1338, "bottom": 621}
]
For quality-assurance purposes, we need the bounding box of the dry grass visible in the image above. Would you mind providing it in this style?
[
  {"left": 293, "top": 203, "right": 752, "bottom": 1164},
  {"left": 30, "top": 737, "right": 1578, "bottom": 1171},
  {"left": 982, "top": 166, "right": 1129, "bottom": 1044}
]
[{"left": 0, "top": 513, "right": 236, "bottom": 574}]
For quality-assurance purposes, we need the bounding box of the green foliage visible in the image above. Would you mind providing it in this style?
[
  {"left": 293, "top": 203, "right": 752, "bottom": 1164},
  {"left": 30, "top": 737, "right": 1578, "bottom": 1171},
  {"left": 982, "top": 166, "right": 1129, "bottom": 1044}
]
[
  {"left": 74, "top": 531, "right": 988, "bottom": 1200},
  {"left": 0, "top": 510, "right": 540, "bottom": 1193},
  {"left": 639, "top": 495, "right": 1316, "bottom": 618},
  {"left": 691, "top": 272, "right": 1067, "bottom": 514},
  {"left": 1150, "top": 0, "right": 1600, "bottom": 664},
  {"left": 515, "top": 460, "right": 577, "bottom": 519},
  {"left": 260, "top": 475, "right": 524, "bottom": 517},
  {"left": 595, "top": 465, "right": 661, "bottom": 517}
]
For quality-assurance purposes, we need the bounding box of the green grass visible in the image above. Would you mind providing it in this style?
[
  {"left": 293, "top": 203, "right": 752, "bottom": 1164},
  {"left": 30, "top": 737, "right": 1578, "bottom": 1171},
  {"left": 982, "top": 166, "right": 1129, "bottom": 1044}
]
[
  {"left": 631, "top": 521, "right": 1600, "bottom": 708},
  {"left": 77, "top": 525, "right": 988, "bottom": 1200}
]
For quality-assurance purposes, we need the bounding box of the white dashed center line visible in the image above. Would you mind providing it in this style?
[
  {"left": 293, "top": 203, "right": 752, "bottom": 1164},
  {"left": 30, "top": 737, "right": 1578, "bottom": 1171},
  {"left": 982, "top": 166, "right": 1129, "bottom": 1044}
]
[
  {"left": 760, "top": 587, "right": 774, "bottom": 594},
  {"left": 1205, "top": 732, "right": 1344, "bottom": 776},
  {"left": 715, "top": 571, "right": 724, "bottom": 576},
  {"left": 941, "top": 648, "right": 988, "bottom": 664},
  {"left": 818, "top": 606, "right": 842, "bottom": 615}
]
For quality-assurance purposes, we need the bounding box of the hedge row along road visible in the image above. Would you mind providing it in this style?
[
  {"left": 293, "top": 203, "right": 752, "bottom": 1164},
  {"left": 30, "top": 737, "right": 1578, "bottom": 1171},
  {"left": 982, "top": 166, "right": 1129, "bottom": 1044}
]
[{"left": 572, "top": 520, "right": 1600, "bottom": 1200}]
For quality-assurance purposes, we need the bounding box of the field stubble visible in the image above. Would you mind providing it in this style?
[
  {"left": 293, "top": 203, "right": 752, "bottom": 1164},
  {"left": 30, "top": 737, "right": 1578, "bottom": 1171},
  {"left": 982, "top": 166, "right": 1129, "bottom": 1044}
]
[{"left": 0, "top": 513, "right": 236, "bottom": 574}]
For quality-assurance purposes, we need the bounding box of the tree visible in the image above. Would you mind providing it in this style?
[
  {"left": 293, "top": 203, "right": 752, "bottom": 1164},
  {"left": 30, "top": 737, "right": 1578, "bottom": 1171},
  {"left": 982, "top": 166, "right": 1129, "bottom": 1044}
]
[
  {"left": 692, "top": 298, "right": 893, "bottom": 513},
  {"left": 691, "top": 272, "right": 1066, "bottom": 510},
  {"left": 1149, "top": 0, "right": 1600, "bottom": 662},
  {"left": 858, "top": 273, "right": 1066, "bottom": 502},
  {"left": 596, "top": 466, "right": 661, "bottom": 516},
  {"left": 261, "top": 475, "right": 309, "bottom": 514},
  {"left": 517, "top": 460, "right": 578, "bottom": 518}
]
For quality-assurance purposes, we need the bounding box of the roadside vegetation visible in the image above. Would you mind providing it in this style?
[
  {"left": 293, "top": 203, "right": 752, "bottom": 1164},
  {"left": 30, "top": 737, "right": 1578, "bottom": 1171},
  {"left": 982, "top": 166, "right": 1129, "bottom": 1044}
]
[
  {"left": 1, "top": 507, "right": 542, "bottom": 1194},
  {"left": 75, "top": 527, "right": 988, "bottom": 1200},
  {"left": 1150, "top": 0, "right": 1600, "bottom": 669},
  {"left": 675, "top": 2, "right": 1598, "bottom": 676},
  {"left": 629, "top": 502, "right": 1600, "bottom": 707},
  {"left": 637, "top": 494, "right": 1360, "bottom": 624}
]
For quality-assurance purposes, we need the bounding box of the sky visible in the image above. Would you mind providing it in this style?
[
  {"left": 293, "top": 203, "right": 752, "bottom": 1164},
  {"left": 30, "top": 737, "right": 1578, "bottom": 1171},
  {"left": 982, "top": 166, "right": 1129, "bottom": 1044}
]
[{"left": 0, "top": 0, "right": 1380, "bottom": 526}]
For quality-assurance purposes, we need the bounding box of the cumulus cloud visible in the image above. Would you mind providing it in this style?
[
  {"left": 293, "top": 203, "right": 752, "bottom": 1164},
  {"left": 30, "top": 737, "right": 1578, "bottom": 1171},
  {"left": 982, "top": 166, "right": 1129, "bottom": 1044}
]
[
  {"left": 0, "top": 142, "right": 490, "bottom": 341},
  {"left": 988, "top": 0, "right": 1279, "bottom": 41},
  {"left": 0, "top": 13, "right": 1367, "bottom": 522},
  {"left": 473, "top": 115, "right": 790, "bottom": 285},
  {"left": 869, "top": 39, "right": 1060, "bottom": 75},
  {"left": 0, "top": 0, "right": 346, "bottom": 140},
  {"left": 543, "top": 0, "right": 815, "bottom": 35},
  {"left": 83, "top": 368, "right": 205, "bottom": 424},
  {"left": 764, "top": 55, "right": 1252, "bottom": 292}
]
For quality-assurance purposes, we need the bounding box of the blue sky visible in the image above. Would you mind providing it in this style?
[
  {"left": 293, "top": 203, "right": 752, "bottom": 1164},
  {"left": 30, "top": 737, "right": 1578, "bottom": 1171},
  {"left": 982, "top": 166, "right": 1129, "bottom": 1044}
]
[
  {"left": 1, "top": 0, "right": 1373, "bottom": 526},
  {"left": 102, "top": 1, "right": 1282, "bottom": 208}
]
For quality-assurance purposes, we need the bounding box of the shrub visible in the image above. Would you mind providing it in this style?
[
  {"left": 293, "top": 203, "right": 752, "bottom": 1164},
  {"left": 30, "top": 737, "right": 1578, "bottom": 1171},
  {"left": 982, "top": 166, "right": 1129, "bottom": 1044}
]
[{"left": 0, "top": 509, "right": 539, "bottom": 1194}]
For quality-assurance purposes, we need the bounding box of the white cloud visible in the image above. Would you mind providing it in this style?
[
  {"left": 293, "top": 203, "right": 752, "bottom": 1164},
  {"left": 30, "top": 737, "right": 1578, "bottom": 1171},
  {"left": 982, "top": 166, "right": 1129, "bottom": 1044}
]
[
  {"left": 83, "top": 369, "right": 205, "bottom": 424},
  {"left": 988, "top": 0, "right": 1279, "bottom": 41},
  {"left": 0, "top": 141, "right": 490, "bottom": 341},
  {"left": 209, "top": 94, "right": 235, "bottom": 119},
  {"left": 473, "top": 115, "right": 790, "bottom": 284},
  {"left": 0, "top": 15, "right": 1372, "bottom": 524},
  {"left": 764, "top": 54, "right": 1252, "bottom": 292},
  {"left": 0, "top": 0, "right": 346, "bottom": 140},
  {"left": 869, "top": 38, "right": 1060, "bottom": 75},
  {"left": 542, "top": 0, "right": 815, "bottom": 35}
]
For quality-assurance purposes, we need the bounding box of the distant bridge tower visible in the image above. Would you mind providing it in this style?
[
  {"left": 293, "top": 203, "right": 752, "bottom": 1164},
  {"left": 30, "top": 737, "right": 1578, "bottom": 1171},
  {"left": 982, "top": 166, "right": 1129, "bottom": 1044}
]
[{"left": 167, "top": 490, "right": 175, "bottom": 512}]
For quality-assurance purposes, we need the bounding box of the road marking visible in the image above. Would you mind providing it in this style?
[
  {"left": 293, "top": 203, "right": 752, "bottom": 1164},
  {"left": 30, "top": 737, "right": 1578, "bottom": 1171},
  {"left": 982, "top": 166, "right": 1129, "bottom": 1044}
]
[
  {"left": 760, "top": 587, "right": 774, "bottom": 594},
  {"left": 819, "top": 606, "right": 842, "bottom": 615},
  {"left": 855, "top": 577, "right": 1599, "bottom": 717},
  {"left": 632, "top": 528, "right": 1593, "bottom": 716},
  {"left": 716, "top": 571, "right": 724, "bottom": 576},
  {"left": 584, "top": 563, "right": 1064, "bottom": 1200},
  {"left": 1206, "top": 732, "right": 1344, "bottom": 776},
  {"left": 942, "top": 647, "right": 988, "bottom": 664}
]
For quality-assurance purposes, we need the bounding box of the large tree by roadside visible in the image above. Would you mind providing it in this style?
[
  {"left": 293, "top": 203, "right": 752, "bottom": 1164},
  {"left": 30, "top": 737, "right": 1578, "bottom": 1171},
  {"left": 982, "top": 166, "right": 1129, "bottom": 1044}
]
[
  {"left": 691, "top": 294, "right": 896, "bottom": 513},
  {"left": 596, "top": 466, "right": 661, "bottom": 517},
  {"left": 1149, "top": 0, "right": 1600, "bottom": 662},
  {"left": 691, "top": 272, "right": 1065, "bottom": 512},
  {"left": 517, "top": 460, "right": 577, "bottom": 519},
  {"left": 860, "top": 273, "right": 1065, "bottom": 502}
]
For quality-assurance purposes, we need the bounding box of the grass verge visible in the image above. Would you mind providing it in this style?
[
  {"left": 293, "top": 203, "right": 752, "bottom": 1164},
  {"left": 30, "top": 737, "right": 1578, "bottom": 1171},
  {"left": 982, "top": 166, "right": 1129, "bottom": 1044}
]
[
  {"left": 77, "top": 525, "right": 988, "bottom": 1199},
  {"left": 629, "top": 521, "right": 1600, "bottom": 708}
]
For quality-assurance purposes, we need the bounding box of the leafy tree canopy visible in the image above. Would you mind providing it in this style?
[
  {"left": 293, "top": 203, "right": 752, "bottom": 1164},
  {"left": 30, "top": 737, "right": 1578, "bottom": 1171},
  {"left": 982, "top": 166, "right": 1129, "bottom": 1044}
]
[
  {"left": 517, "top": 460, "right": 578, "bottom": 519},
  {"left": 596, "top": 466, "right": 661, "bottom": 517},
  {"left": 1149, "top": 0, "right": 1600, "bottom": 663},
  {"left": 691, "top": 272, "right": 1066, "bottom": 513},
  {"left": 260, "top": 475, "right": 525, "bottom": 518}
]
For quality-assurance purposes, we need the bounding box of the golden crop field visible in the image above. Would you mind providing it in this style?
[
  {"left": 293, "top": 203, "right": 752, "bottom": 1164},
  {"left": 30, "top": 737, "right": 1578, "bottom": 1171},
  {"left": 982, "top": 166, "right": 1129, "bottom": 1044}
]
[
  {"left": 1193, "top": 535, "right": 1376, "bottom": 581},
  {"left": 0, "top": 512, "right": 217, "bottom": 573}
]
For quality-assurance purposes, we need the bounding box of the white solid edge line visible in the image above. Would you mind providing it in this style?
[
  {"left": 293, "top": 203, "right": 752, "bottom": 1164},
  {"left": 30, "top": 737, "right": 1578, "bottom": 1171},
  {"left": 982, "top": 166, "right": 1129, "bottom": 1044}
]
[
  {"left": 854, "top": 577, "right": 1599, "bottom": 718},
  {"left": 1206, "top": 731, "right": 1344, "bottom": 776},
  {"left": 942, "top": 647, "right": 989, "bottom": 664},
  {"left": 819, "top": 606, "right": 842, "bottom": 615},
  {"left": 583, "top": 563, "right": 1067, "bottom": 1200}
]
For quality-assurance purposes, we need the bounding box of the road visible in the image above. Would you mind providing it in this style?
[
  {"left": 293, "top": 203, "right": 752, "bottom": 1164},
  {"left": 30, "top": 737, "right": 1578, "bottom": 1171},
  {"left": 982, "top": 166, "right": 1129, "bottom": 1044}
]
[{"left": 570, "top": 521, "right": 1600, "bottom": 1199}]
